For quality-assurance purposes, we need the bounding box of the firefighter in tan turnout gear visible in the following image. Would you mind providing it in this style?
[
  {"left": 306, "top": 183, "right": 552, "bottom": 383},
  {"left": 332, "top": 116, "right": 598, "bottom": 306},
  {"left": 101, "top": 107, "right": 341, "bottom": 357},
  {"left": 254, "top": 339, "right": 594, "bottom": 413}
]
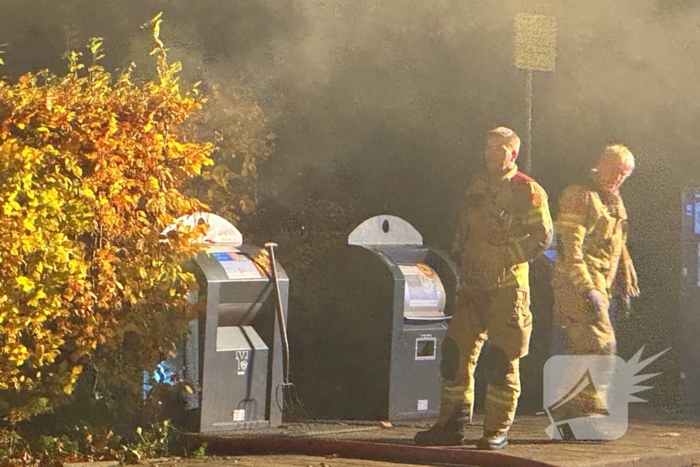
[
  {"left": 415, "top": 127, "right": 553, "bottom": 450},
  {"left": 551, "top": 144, "right": 640, "bottom": 436}
]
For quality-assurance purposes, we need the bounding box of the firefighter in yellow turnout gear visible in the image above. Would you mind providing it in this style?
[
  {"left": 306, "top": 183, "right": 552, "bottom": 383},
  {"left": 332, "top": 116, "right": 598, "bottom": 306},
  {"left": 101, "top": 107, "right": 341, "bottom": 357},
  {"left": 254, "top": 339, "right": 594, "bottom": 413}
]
[
  {"left": 415, "top": 128, "right": 553, "bottom": 450},
  {"left": 551, "top": 144, "right": 640, "bottom": 436}
]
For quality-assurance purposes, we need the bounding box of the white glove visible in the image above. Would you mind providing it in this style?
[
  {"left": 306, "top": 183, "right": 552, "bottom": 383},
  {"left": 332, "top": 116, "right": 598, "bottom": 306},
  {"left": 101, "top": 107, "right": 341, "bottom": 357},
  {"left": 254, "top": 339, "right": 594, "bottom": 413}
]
[{"left": 588, "top": 289, "right": 609, "bottom": 321}]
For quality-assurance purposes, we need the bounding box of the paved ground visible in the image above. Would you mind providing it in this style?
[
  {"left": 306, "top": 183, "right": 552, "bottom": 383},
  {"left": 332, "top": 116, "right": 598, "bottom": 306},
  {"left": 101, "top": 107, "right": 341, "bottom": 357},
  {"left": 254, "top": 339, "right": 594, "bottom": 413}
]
[
  {"left": 141, "top": 457, "right": 446, "bottom": 467},
  {"left": 326, "top": 414, "right": 700, "bottom": 466},
  {"left": 82, "top": 412, "right": 700, "bottom": 467},
  {"left": 187, "top": 412, "right": 700, "bottom": 467}
]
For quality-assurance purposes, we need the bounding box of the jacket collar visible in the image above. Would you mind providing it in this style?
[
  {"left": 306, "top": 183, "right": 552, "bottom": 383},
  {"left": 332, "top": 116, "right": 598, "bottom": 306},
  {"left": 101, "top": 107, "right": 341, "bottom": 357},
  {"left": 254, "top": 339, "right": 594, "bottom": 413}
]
[{"left": 488, "top": 164, "right": 518, "bottom": 185}]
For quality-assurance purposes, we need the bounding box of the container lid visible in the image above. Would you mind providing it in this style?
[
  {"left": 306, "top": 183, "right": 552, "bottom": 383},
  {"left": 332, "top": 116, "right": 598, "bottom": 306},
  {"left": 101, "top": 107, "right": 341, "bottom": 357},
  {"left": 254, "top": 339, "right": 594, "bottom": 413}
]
[
  {"left": 164, "top": 212, "right": 243, "bottom": 246},
  {"left": 348, "top": 215, "right": 423, "bottom": 247}
]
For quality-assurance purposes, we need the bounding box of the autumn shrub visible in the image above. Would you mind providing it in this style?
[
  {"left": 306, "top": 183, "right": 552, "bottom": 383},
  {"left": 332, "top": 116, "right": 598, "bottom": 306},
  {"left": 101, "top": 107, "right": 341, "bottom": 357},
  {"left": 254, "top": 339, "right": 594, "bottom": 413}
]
[
  {"left": 0, "top": 13, "right": 214, "bottom": 424},
  {"left": 180, "top": 80, "right": 275, "bottom": 225}
]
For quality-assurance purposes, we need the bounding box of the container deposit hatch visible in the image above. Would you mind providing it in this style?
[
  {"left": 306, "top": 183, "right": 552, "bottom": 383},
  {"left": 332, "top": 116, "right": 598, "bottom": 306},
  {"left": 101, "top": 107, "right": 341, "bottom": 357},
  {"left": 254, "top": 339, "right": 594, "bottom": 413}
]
[
  {"left": 161, "top": 213, "right": 290, "bottom": 433},
  {"left": 298, "top": 215, "right": 459, "bottom": 422}
]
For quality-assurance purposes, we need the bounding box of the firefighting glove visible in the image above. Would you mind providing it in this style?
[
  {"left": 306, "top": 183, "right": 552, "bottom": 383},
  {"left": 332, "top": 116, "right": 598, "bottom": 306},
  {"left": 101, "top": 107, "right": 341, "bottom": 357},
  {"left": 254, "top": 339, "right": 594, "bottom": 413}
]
[{"left": 588, "top": 289, "right": 609, "bottom": 321}]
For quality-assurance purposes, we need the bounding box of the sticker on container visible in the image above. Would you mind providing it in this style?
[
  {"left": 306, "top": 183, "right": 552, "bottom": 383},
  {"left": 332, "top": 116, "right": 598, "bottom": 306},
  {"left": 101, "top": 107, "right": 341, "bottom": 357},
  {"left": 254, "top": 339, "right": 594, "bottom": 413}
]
[
  {"left": 417, "top": 399, "right": 428, "bottom": 411},
  {"left": 410, "top": 299, "right": 439, "bottom": 307},
  {"left": 236, "top": 350, "right": 249, "bottom": 376},
  {"left": 233, "top": 409, "right": 246, "bottom": 422},
  {"left": 210, "top": 250, "right": 264, "bottom": 280},
  {"left": 398, "top": 264, "right": 443, "bottom": 310},
  {"left": 399, "top": 265, "right": 422, "bottom": 276},
  {"left": 416, "top": 263, "right": 434, "bottom": 277}
]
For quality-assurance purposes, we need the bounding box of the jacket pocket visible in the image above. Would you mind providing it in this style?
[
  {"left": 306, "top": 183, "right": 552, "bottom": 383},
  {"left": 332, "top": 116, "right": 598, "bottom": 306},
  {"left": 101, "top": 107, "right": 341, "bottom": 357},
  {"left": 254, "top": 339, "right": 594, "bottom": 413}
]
[{"left": 508, "top": 289, "right": 532, "bottom": 329}]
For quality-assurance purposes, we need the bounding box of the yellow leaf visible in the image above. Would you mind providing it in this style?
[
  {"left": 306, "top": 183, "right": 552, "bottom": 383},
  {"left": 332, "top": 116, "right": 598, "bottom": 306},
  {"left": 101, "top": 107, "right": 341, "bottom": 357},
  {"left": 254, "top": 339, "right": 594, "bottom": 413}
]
[
  {"left": 107, "top": 114, "right": 118, "bottom": 136},
  {"left": 22, "top": 217, "right": 36, "bottom": 232},
  {"left": 89, "top": 39, "right": 103, "bottom": 55},
  {"left": 146, "top": 177, "right": 159, "bottom": 191},
  {"left": 16, "top": 276, "right": 35, "bottom": 292}
]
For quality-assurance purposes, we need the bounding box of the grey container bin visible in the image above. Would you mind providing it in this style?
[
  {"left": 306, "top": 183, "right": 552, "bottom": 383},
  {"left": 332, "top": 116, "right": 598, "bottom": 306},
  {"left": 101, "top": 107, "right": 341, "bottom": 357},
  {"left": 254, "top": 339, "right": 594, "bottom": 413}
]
[
  {"left": 172, "top": 214, "right": 289, "bottom": 433},
  {"left": 299, "top": 215, "right": 459, "bottom": 422},
  {"left": 680, "top": 188, "right": 700, "bottom": 409}
]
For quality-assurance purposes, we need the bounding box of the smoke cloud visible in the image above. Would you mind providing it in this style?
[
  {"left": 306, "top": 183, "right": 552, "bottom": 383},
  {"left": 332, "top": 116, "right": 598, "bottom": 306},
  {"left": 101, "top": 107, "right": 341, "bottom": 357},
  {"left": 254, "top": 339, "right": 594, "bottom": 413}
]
[{"left": 2, "top": 0, "right": 697, "bottom": 405}]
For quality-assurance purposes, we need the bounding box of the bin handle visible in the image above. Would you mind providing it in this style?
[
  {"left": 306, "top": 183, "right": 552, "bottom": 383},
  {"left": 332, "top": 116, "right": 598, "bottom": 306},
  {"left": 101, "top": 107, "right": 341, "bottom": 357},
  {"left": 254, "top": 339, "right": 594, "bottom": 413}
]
[{"left": 265, "top": 242, "right": 291, "bottom": 385}]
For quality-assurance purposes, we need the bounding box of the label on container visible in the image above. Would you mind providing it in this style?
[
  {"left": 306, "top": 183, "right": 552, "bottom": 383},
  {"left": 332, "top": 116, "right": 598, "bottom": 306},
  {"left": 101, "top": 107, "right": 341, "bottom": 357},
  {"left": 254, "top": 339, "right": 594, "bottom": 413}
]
[
  {"left": 398, "top": 264, "right": 444, "bottom": 311},
  {"left": 210, "top": 250, "right": 264, "bottom": 280}
]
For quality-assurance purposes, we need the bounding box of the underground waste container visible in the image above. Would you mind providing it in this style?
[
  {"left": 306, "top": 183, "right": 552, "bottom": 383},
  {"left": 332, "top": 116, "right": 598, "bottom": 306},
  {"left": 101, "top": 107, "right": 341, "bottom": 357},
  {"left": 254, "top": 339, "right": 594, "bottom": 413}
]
[
  {"left": 301, "top": 215, "right": 459, "bottom": 422},
  {"left": 160, "top": 213, "right": 290, "bottom": 433},
  {"left": 680, "top": 187, "right": 700, "bottom": 409}
]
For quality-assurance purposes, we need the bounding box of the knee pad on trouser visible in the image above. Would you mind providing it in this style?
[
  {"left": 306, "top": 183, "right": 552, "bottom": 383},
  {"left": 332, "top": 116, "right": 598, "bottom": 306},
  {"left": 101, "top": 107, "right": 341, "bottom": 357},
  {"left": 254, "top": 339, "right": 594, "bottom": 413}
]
[
  {"left": 481, "top": 343, "right": 510, "bottom": 386},
  {"left": 440, "top": 337, "right": 460, "bottom": 381}
]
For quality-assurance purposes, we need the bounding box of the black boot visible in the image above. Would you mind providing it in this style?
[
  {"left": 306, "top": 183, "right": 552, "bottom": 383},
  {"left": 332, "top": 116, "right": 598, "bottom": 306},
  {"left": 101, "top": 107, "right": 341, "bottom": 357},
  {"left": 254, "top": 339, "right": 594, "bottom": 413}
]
[
  {"left": 414, "top": 405, "right": 470, "bottom": 446},
  {"left": 476, "top": 431, "right": 508, "bottom": 450}
]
